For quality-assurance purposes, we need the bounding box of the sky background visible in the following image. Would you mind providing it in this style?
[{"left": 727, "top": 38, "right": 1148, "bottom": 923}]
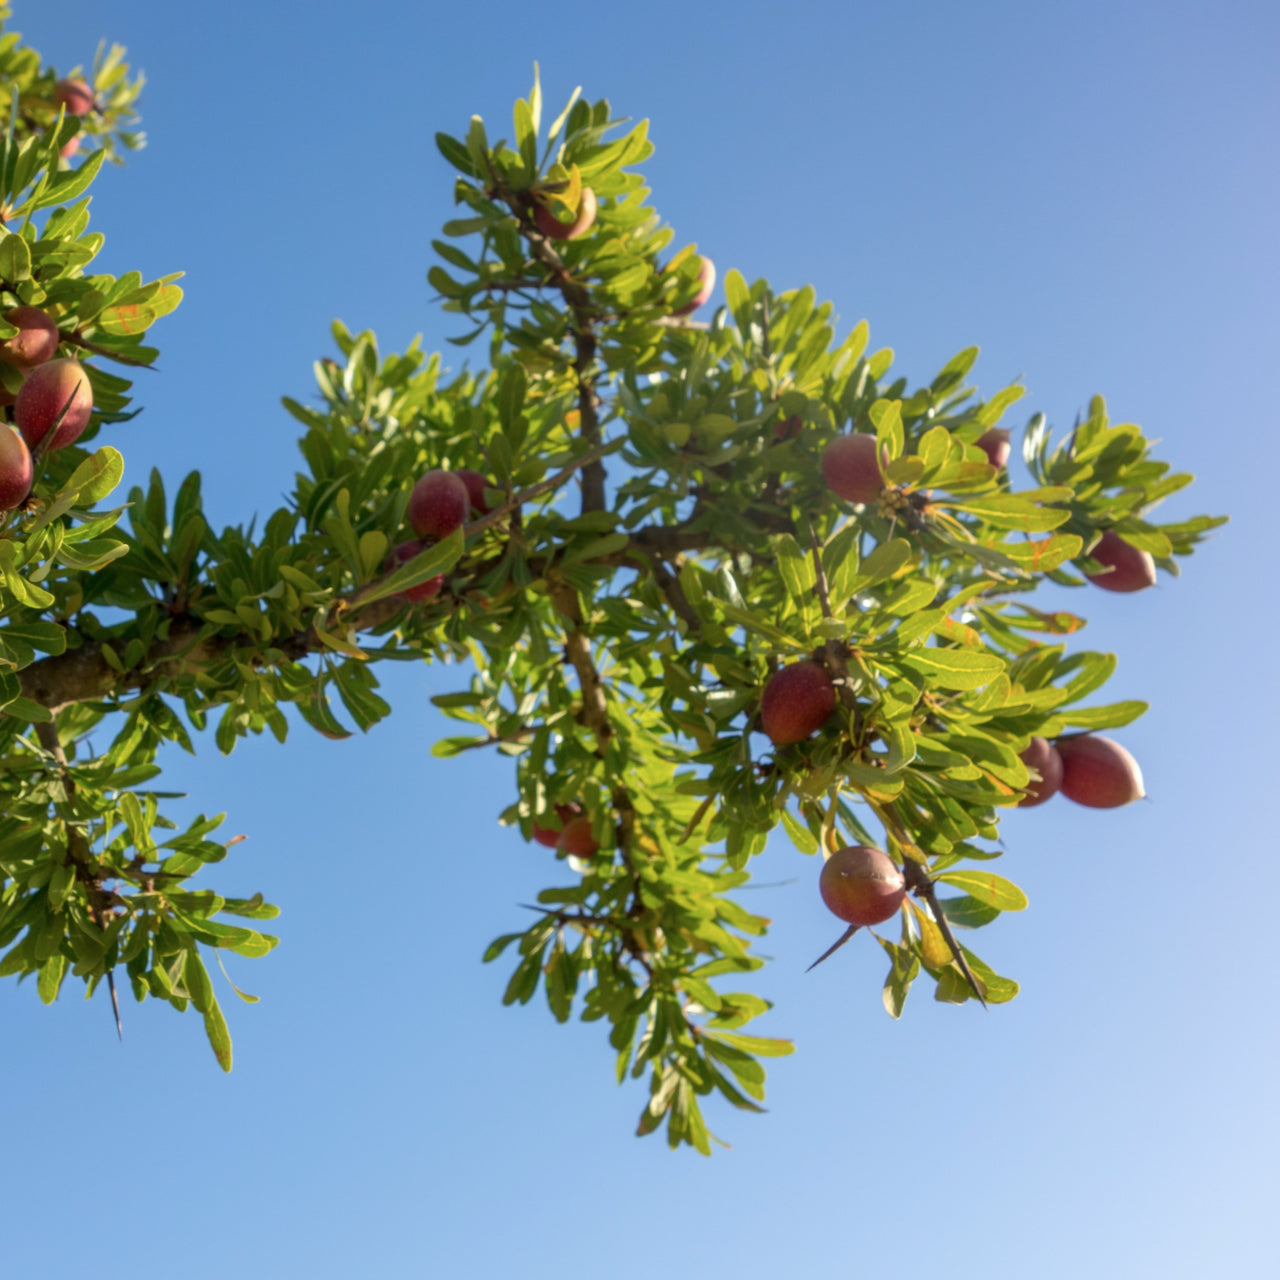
[{"left": 3, "top": 1, "right": 1276, "bottom": 1276}]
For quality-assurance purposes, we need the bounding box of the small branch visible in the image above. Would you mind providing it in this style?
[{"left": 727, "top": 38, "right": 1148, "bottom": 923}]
[
  {"left": 872, "top": 799, "right": 986, "bottom": 1007},
  {"left": 35, "top": 720, "right": 125, "bottom": 1038},
  {"left": 548, "top": 578, "right": 611, "bottom": 749},
  {"left": 62, "top": 330, "right": 157, "bottom": 369},
  {"left": 647, "top": 554, "right": 701, "bottom": 633}
]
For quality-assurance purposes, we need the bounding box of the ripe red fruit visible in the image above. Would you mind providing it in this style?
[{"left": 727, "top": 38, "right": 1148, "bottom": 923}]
[
  {"left": 557, "top": 814, "right": 601, "bottom": 859},
  {"left": 670, "top": 255, "right": 716, "bottom": 317},
  {"left": 0, "top": 306, "right": 59, "bottom": 369},
  {"left": 0, "top": 425, "right": 34, "bottom": 510},
  {"left": 819, "top": 846, "right": 906, "bottom": 927},
  {"left": 532, "top": 801, "right": 582, "bottom": 848},
  {"left": 387, "top": 540, "right": 445, "bottom": 603},
  {"left": 408, "top": 469, "right": 470, "bottom": 540},
  {"left": 821, "top": 433, "right": 884, "bottom": 504},
  {"left": 976, "top": 427, "right": 1011, "bottom": 469},
  {"left": 15, "top": 357, "right": 93, "bottom": 452},
  {"left": 1017, "top": 736, "right": 1063, "bottom": 807},
  {"left": 455, "top": 468, "right": 494, "bottom": 514},
  {"left": 772, "top": 414, "right": 803, "bottom": 442},
  {"left": 53, "top": 79, "right": 94, "bottom": 116},
  {"left": 1083, "top": 529, "right": 1157, "bottom": 593},
  {"left": 1056, "top": 734, "right": 1145, "bottom": 808},
  {"left": 760, "top": 661, "right": 836, "bottom": 746},
  {"left": 534, "top": 186, "right": 597, "bottom": 240},
  {"left": 59, "top": 135, "right": 80, "bottom": 160}
]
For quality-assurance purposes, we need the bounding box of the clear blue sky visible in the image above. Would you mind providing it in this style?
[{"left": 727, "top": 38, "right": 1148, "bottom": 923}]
[{"left": 3, "top": 2, "right": 1276, "bottom": 1276}]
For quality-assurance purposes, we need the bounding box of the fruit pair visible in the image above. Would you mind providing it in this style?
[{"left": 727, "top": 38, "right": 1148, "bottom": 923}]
[{"left": 1018, "top": 734, "right": 1144, "bottom": 809}]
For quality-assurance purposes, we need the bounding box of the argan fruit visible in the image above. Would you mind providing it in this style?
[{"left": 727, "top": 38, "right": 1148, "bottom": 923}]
[
  {"left": 534, "top": 186, "right": 597, "bottom": 241},
  {"left": 1056, "top": 734, "right": 1145, "bottom": 808},
  {"left": 0, "top": 424, "right": 33, "bottom": 510},
  {"left": 976, "top": 427, "right": 1011, "bottom": 469},
  {"left": 760, "top": 661, "right": 836, "bottom": 746},
  {"left": 408, "top": 469, "right": 470, "bottom": 540},
  {"left": 53, "top": 79, "right": 94, "bottom": 116},
  {"left": 772, "top": 414, "right": 803, "bottom": 442},
  {"left": 670, "top": 255, "right": 716, "bottom": 317},
  {"left": 821, "top": 433, "right": 884, "bottom": 504},
  {"left": 387, "top": 540, "right": 444, "bottom": 603},
  {"left": 1018, "top": 736, "right": 1063, "bottom": 807},
  {"left": 1083, "top": 529, "right": 1157, "bottom": 593},
  {"left": 456, "top": 468, "right": 494, "bottom": 514},
  {"left": 15, "top": 357, "right": 93, "bottom": 452},
  {"left": 533, "top": 801, "right": 581, "bottom": 848},
  {"left": 0, "top": 306, "right": 59, "bottom": 369},
  {"left": 819, "top": 846, "right": 906, "bottom": 927},
  {"left": 557, "top": 814, "right": 601, "bottom": 859}
]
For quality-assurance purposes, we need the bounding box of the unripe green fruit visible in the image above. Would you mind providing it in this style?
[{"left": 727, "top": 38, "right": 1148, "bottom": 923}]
[
  {"left": 0, "top": 424, "right": 33, "bottom": 510},
  {"left": 1056, "top": 734, "right": 1145, "bottom": 808},
  {"left": 819, "top": 846, "right": 906, "bottom": 927},
  {"left": 533, "top": 801, "right": 582, "bottom": 848},
  {"left": 456, "top": 468, "right": 494, "bottom": 514},
  {"left": 760, "top": 660, "right": 836, "bottom": 746},
  {"left": 534, "top": 186, "right": 597, "bottom": 240},
  {"left": 388, "top": 540, "right": 445, "bottom": 603},
  {"left": 1017, "top": 735, "right": 1063, "bottom": 807},
  {"left": 557, "top": 814, "right": 600, "bottom": 858},
  {"left": 53, "top": 79, "right": 94, "bottom": 116},
  {"left": 822, "top": 433, "right": 885, "bottom": 504},
  {"left": 0, "top": 306, "right": 59, "bottom": 369},
  {"left": 408, "top": 469, "right": 470, "bottom": 540},
  {"left": 1083, "top": 529, "right": 1156, "bottom": 593},
  {"left": 15, "top": 357, "right": 93, "bottom": 452},
  {"left": 670, "top": 256, "right": 716, "bottom": 317},
  {"left": 976, "top": 427, "right": 1011, "bottom": 469}
]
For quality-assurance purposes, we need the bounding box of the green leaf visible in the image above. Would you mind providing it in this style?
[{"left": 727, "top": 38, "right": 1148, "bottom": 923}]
[
  {"left": 37, "top": 953, "right": 67, "bottom": 1005},
  {"left": 1000, "top": 532, "right": 1084, "bottom": 573},
  {"left": 203, "top": 996, "right": 233, "bottom": 1071},
  {"left": 851, "top": 538, "right": 912, "bottom": 591},
  {"left": 901, "top": 648, "right": 1004, "bottom": 691},
  {"left": 937, "top": 894, "right": 1002, "bottom": 930},
  {"left": 0, "top": 230, "right": 31, "bottom": 281},
  {"left": 869, "top": 399, "right": 903, "bottom": 460},
  {"left": 1056, "top": 700, "right": 1148, "bottom": 730},
  {"left": 773, "top": 533, "right": 815, "bottom": 604},
  {"left": 360, "top": 527, "right": 464, "bottom": 606},
  {"left": 779, "top": 808, "right": 818, "bottom": 855},
  {"left": 702, "top": 1031, "right": 794, "bottom": 1058},
  {"left": 936, "top": 870, "right": 1028, "bottom": 911},
  {"left": 949, "top": 494, "right": 1071, "bottom": 532}
]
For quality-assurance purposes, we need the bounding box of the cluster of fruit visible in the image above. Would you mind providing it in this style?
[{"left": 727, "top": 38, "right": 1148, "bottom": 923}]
[
  {"left": 388, "top": 466, "right": 497, "bottom": 602},
  {"left": 756, "top": 414, "right": 1154, "bottom": 930},
  {"left": 819, "top": 427, "right": 1156, "bottom": 591},
  {"left": 529, "top": 181, "right": 716, "bottom": 318},
  {"left": 0, "top": 305, "right": 95, "bottom": 510}
]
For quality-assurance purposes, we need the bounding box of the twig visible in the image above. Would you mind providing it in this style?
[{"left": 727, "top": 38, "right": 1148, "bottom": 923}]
[
  {"left": 35, "top": 721, "right": 125, "bottom": 1038},
  {"left": 870, "top": 798, "right": 986, "bottom": 1007}
]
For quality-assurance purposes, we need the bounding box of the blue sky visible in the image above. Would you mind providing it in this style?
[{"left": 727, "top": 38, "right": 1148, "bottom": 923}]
[{"left": 3, "top": 2, "right": 1276, "bottom": 1276}]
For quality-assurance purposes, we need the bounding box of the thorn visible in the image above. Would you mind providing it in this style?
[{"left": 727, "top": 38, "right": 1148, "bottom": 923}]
[
  {"left": 805, "top": 923, "right": 859, "bottom": 972},
  {"left": 106, "top": 970, "right": 123, "bottom": 1041}
]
